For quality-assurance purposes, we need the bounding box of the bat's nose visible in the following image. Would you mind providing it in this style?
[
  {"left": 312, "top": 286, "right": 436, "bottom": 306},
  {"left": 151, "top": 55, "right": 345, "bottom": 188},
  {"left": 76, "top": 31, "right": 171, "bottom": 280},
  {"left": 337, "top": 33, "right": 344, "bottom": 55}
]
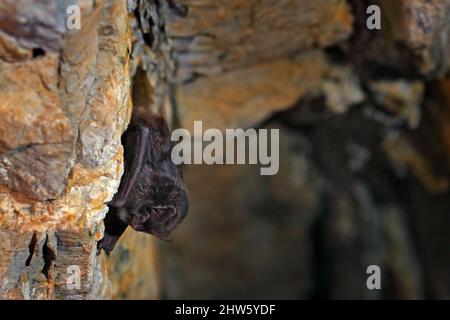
[{"left": 130, "top": 217, "right": 146, "bottom": 232}]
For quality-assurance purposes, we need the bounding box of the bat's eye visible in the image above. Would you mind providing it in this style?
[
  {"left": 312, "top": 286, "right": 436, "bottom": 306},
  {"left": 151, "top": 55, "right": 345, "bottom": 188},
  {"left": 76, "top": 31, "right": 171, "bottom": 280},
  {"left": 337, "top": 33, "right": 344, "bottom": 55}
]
[{"left": 139, "top": 206, "right": 153, "bottom": 220}]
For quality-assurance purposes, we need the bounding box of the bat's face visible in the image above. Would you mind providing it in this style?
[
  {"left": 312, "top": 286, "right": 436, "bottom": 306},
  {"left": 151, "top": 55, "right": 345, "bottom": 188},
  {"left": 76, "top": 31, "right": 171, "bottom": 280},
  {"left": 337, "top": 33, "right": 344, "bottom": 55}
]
[{"left": 117, "top": 169, "right": 189, "bottom": 241}]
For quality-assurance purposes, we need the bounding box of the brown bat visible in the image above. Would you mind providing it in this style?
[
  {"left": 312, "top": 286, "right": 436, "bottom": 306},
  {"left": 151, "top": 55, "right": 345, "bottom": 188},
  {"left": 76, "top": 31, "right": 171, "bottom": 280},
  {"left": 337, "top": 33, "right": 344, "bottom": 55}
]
[{"left": 98, "top": 113, "right": 189, "bottom": 253}]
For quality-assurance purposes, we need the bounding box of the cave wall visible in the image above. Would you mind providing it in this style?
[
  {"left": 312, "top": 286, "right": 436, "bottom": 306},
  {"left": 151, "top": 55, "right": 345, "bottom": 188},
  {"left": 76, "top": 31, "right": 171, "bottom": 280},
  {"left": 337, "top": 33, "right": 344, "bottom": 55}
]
[
  {"left": 0, "top": 0, "right": 449, "bottom": 299},
  {"left": 0, "top": 0, "right": 132, "bottom": 299},
  {"left": 156, "top": 0, "right": 450, "bottom": 299}
]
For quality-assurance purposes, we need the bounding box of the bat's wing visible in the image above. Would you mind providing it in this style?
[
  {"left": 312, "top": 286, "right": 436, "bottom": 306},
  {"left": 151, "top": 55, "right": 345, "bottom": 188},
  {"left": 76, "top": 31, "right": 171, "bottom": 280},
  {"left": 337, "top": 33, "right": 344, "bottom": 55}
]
[
  {"left": 113, "top": 117, "right": 150, "bottom": 206},
  {"left": 100, "top": 116, "right": 152, "bottom": 253}
]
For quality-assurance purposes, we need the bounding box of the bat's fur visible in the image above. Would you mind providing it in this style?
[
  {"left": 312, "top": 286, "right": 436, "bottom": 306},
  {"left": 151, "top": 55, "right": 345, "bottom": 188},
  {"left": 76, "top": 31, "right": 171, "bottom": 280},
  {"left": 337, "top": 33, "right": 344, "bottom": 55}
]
[{"left": 98, "top": 113, "right": 189, "bottom": 253}]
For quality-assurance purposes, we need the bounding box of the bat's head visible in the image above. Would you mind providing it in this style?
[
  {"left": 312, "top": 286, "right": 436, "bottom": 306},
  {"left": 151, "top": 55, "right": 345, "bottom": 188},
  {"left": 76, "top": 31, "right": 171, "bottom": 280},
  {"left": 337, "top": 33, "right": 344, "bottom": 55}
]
[{"left": 118, "top": 169, "right": 189, "bottom": 241}]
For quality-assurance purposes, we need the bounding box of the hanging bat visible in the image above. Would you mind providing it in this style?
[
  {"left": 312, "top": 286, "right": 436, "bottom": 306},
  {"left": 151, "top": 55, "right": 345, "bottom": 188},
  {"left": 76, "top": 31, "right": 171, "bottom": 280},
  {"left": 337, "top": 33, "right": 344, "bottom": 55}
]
[{"left": 98, "top": 112, "right": 189, "bottom": 253}]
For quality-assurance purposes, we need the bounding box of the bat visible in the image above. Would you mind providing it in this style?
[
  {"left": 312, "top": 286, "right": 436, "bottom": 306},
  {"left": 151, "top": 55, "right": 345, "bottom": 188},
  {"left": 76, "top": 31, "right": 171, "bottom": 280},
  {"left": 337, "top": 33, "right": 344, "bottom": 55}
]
[{"left": 98, "top": 112, "right": 189, "bottom": 253}]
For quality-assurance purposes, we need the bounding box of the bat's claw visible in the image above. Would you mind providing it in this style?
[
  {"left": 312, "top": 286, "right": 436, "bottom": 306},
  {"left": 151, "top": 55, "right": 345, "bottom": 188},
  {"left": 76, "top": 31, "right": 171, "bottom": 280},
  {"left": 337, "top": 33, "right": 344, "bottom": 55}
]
[{"left": 97, "top": 235, "right": 117, "bottom": 255}]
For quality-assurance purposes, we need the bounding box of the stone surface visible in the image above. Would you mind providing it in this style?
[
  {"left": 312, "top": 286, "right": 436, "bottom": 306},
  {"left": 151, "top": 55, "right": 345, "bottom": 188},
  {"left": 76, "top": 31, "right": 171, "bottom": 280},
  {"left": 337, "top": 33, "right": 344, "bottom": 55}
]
[
  {"left": 381, "top": 0, "right": 450, "bottom": 77},
  {"left": 400, "top": 0, "right": 450, "bottom": 76},
  {"left": 59, "top": 0, "right": 131, "bottom": 168},
  {"left": 163, "top": 0, "right": 353, "bottom": 81},
  {"left": 106, "top": 228, "right": 160, "bottom": 300},
  {"left": 158, "top": 0, "right": 450, "bottom": 300},
  {"left": 177, "top": 51, "right": 364, "bottom": 132},
  {"left": 0, "top": 55, "right": 75, "bottom": 201},
  {"left": 0, "top": 0, "right": 132, "bottom": 299},
  {"left": 163, "top": 0, "right": 355, "bottom": 130},
  {"left": 383, "top": 132, "right": 449, "bottom": 194},
  {"left": 177, "top": 52, "right": 329, "bottom": 132},
  {"left": 370, "top": 80, "right": 424, "bottom": 129},
  {"left": 0, "top": 0, "right": 66, "bottom": 61},
  {"left": 1, "top": 0, "right": 450, "bottom": 301}
]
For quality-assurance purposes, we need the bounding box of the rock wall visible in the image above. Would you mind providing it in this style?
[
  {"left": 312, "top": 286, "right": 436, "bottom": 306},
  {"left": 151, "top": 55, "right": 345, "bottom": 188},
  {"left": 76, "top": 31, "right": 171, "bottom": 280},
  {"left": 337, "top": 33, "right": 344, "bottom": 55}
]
[
  {"left": 0, "top": 0, "right": 131, "bottom": 299},
  {"left": 157, "top": 0, "right": 450, "bottom": 299},
  {"left": 0, "top": 0, "right": 449, "bottom": 299}
]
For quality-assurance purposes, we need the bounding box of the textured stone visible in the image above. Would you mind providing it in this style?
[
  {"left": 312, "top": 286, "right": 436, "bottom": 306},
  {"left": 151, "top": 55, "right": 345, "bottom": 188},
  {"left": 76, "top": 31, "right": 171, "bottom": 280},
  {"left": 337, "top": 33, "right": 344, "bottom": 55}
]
[
  {"left": 0, "top": 0, "right": 131, "bottom": 299},
  {"left": 402, "top": 0, "right": 450, "bottom": 76},
  {"left": 1, "top": 0, "right": 450, "bottom": 301},
  {"left": 163, "top": 0, "right": 353, "bottom": 81},
  {"left": 0, "top": 0, "right": 66, "bottom": 61},
  {"left": 166, "top": 0, "right": 355, "bottom": 130},
  {"left": 59, "top": 0, "right": 132, "bottom": 168},
  {"left": 370, "top": 80, "right": 424, "bottom": 129},
  {"left": 0, "top": 53, "right": 75, "bottom": 201},
  {"left": 106, "top": 229, "right": 160, "bottom": 300},
  {"left": 383, "top": 132, "right": 449, "bottom": 194},
  {"left": 177, "top": 51, "right": 364, "bottom": 132},
  {"left": 382, "top": 0, "right": 450, "bottom": 77},
  {"left": 177, "top": 52, "right": 326, "bottom": 131}
]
